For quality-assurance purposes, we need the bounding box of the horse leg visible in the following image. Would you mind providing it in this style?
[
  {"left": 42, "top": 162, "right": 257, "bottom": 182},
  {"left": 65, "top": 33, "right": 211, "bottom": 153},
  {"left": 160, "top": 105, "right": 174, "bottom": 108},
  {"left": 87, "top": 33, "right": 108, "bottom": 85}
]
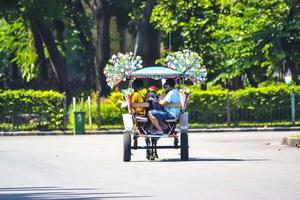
[
  {"left": 146, "top": 138, "right": 151, "bottom": 160},
  {"left": 153, "top": 138, "right": 159, "bottom": 158},
  {"left": 149, "top": 138, "right": 155, "bottom": 160}
]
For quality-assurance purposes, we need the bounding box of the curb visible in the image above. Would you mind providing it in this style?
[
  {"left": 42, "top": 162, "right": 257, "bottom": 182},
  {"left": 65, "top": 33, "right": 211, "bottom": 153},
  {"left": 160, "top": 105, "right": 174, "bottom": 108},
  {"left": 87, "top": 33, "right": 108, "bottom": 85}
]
[
  {"left": 188, "top": 126, "right": 300, "bottom": 132},
  {"left": 0, "top": 130, "right": 124, "bottom": 136},
  {"left": 1, "top": 127, "right": 300, "bottom": 136}
]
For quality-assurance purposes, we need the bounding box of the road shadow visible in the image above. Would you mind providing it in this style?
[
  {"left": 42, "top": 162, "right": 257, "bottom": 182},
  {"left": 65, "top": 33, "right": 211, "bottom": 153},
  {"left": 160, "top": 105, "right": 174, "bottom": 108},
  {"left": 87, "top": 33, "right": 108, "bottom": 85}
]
[
  {"left": 131, "top": 157, "right": 270, "bottom": 163},
  {"left": 0, "top": 187, "right": 152, "bottom": 200},
  {"left": 160, "top": 157, "right": 270, "bottom": 162}
]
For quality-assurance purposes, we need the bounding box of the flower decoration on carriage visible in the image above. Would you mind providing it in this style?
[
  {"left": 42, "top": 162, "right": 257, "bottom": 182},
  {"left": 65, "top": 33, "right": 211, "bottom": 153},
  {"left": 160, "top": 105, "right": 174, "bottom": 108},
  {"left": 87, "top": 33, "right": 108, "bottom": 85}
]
[
  {"left": 179, "top": 87, "right": 191, "bottom": 110},
  {"left": 104, "top": 52, "right": 143, "bottom": 88},
  {"left": 166, "top": 49, "right": 207, "bottom": 84},
  {"left": 120, "top": 88, "right": 135, "bottom": 111},
  {"left": 118, "top": 88, "right": 134, "bottom": 109},
  {"left": 121, "top": 88, "right": 134, "bottom": 98}
]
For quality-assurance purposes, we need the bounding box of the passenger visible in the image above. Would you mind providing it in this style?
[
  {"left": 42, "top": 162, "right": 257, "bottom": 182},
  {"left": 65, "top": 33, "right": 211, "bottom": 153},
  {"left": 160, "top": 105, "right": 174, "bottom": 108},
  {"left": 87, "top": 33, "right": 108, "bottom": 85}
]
[
  {"left": 145, "top": 85, "right": 162, "bottom": 113},
  {"left": 148, "top": 78, "right": 181, "bottom": 134},
  {"left": 131, "top": 79, "right": 145, "bottom": 115}
]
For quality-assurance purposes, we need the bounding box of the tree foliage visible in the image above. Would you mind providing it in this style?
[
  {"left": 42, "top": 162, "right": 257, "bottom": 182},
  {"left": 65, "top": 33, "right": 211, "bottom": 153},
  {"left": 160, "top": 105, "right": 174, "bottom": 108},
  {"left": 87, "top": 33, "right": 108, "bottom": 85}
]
[
  {"left": 1, "top": 0, "right": 300, "bottom": 92},
  {"left": 0, "top": 17, "right": 37, "bottom": 82},
  {"left": 151, "top": 0, "right": 300, "bottom": 89}
]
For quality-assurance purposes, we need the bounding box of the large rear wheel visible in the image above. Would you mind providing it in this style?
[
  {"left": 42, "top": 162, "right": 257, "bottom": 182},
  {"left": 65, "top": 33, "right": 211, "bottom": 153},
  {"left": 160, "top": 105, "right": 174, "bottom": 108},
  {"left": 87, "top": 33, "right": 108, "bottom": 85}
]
[
  {"left": 123, "top": 131, "right": 131, "bottom": 162},
  {"left": 180, "top": 132, "right": 189, "bottom": 161}
]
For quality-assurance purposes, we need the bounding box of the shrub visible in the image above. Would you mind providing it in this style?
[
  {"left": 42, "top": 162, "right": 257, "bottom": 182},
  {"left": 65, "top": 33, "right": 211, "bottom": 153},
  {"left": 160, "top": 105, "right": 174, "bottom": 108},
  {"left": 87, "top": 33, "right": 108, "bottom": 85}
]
[
  {"left": 188, "top": 83, "right": 300, "bottom": 123},
  {"left": 77, "top": 84, "right": 299, "bottom": 126},
  {"left": 68, "top": 91, "right": 125, "bottom": 127},
  {"left": 0, "top": 90, "right": 64, "bottom": 129}
]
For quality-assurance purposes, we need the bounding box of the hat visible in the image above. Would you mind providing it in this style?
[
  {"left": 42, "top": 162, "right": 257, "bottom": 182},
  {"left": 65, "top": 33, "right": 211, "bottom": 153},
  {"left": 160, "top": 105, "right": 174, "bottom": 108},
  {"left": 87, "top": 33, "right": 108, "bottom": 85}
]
[{"left": 148, "top": 85, "right": 158, "bottom": 91}]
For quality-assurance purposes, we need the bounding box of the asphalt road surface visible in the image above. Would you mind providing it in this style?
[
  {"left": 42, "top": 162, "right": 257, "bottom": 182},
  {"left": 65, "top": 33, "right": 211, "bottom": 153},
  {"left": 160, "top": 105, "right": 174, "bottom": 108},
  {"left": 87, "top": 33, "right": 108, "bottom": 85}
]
[{"left": 0, "top": 131, "right": 299, "bottom": 200}]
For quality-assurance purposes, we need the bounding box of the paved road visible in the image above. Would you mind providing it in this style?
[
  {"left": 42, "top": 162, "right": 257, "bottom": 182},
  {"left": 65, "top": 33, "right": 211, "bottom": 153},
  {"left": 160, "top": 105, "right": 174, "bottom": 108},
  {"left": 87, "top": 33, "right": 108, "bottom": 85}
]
[{"left": 0, "top": 131, "right": 299, "bottom": 200}]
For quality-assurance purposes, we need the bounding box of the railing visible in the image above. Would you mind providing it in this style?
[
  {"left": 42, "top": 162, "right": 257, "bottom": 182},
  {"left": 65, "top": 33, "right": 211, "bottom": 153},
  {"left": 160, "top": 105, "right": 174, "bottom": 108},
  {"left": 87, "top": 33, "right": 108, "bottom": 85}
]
[{"left": 189, "top": 106, "right": 294, "bottom": 125}]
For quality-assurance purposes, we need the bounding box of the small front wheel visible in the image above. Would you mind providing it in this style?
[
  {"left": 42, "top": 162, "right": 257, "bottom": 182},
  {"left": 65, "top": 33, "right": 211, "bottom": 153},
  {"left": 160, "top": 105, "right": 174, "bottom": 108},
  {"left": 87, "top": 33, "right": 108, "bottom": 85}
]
[
  {"left": 180, "top": 132, "right": 189, "bottom": 161},
  {"left": 123, "top": 131, "right": 131, "bottom": 162}
]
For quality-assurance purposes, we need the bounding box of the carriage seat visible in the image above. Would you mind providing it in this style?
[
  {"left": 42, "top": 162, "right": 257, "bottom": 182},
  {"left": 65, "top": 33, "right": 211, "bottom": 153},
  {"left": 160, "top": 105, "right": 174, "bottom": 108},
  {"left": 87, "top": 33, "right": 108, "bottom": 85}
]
[
  {"left": 132, "top": 102, "right": 182, "bottom": 123},
  {"left": 135, "top": 115, "right": 148, "bottom": 122},
  {"left": 165, "top": 118, "right": 178, "bottom": 123}
]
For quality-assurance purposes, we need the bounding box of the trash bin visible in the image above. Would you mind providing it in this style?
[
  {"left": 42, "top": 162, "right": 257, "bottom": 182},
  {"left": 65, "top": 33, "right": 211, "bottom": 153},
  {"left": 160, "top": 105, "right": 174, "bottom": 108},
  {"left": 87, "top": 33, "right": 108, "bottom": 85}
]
[{"left": 74, "top": 111, "right": 85, "bottom": 134}]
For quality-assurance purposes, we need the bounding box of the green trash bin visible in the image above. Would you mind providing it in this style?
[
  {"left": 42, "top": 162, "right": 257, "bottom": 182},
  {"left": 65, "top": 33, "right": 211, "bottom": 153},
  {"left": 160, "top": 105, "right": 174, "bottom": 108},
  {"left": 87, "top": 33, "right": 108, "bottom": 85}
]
[{"left": 74, "top": 111, "right": 85, "bottom": 134}]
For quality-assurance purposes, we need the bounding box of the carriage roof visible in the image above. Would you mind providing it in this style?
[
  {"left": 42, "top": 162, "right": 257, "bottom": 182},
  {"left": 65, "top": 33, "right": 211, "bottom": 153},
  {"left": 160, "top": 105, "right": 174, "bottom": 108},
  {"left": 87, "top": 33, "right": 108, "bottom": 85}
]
[{"left": 129, "top": 66, "right": 183, "bottom": 79}]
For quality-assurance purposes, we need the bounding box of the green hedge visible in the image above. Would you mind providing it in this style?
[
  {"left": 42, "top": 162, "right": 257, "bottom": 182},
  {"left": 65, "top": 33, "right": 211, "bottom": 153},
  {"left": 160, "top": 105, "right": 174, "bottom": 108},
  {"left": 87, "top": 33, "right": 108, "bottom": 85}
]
[
  {"left": 2, "top": 84, "right": 299, "bottom": 130},
  {"left": 188, "top": 89, "right": 228, "bottom": 123},
  {"left": 188, "top": 84, "right": 300, "bottom": 123},
  {"left": 0, "top": 90, "right": 64, "bottom": 128},
  {"left": 68, "top": 91, "right": 124, "bottom": 127},
  {"left": 93, "top": 84, "right": 300, "bottom": 125}
]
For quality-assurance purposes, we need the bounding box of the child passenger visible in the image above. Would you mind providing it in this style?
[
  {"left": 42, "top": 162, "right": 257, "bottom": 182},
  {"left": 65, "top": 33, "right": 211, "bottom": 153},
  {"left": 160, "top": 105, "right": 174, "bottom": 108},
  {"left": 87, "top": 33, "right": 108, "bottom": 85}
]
[
  {"left": 145, "top": 85, "right": 163, "bottom": 113},
  {"left": 131, "top": 79, "right": 145, "bottom": 115}
]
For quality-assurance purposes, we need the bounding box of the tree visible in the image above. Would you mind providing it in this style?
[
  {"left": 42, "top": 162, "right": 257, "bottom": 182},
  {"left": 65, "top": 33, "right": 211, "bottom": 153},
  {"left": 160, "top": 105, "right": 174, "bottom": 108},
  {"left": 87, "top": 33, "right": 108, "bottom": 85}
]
[
  {"left": 0, "top": 17, "right": 37, "bottom": 88},
  {"left": 151, "top": 0, "right": 300, "bottom": 88},
  {"left": 213, "top": 0, "right": 293, "bottom": 87},
  {"left": 84, "top": 0, "right": 112, "bottom": 95},
  {"left": 0, "top": 0, "right": 100, "bottom": 98},
  {"left": 132, "top": 0, "right": 160, "bottom": 65},
  {"left": 151, "top": 0, "right": 220, "bottom": 84}
]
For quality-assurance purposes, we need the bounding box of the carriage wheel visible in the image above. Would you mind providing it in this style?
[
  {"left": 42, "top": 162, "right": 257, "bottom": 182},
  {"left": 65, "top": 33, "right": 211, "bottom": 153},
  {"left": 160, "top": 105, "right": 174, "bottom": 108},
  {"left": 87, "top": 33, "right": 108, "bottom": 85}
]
[
  {"left": 123, "top": 131, "right": 131, "bottom": 162},
  {"left": 180, "top": 132, "right": 189, "bottom": 161}
]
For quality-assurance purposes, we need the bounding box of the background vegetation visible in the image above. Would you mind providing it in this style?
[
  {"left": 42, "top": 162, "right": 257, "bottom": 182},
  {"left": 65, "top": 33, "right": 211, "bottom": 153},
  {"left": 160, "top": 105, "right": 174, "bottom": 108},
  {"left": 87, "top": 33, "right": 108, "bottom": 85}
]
[
  {"left": 0, "top": 90, "right": 64, "bottom": 130},
  {"left": 1, "top": 0, "right": 300, "bottom": 130},
  {"left": 1, "top": 1, "right": 300, "bottom": 94},
  {"left": 2, "top": 84, "right": 298, "bottom": 130}
]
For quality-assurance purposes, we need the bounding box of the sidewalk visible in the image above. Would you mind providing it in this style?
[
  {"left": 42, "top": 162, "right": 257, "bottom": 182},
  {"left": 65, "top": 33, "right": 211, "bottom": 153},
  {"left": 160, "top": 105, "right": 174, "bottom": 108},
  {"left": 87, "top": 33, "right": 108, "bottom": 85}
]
[{"left": 1, "top": 126, "right": 300, "bottom": 136}]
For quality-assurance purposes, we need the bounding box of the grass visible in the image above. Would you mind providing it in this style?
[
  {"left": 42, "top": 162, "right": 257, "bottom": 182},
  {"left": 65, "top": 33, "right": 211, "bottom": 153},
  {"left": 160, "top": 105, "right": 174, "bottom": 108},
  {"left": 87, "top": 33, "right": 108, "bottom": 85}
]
[
  {"left": 1, "top": 120, "right": 300, "bottom": 131},
  {"left": 189, "top": 121, "right": 297, "bottom": 128}
]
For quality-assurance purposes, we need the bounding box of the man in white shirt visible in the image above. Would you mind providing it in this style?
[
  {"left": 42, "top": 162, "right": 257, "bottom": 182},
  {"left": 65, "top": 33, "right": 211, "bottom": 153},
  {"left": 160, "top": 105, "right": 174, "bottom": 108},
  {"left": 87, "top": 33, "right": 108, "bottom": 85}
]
[{"left": 148, "top": 78, "right": 181, "bottom": 134}]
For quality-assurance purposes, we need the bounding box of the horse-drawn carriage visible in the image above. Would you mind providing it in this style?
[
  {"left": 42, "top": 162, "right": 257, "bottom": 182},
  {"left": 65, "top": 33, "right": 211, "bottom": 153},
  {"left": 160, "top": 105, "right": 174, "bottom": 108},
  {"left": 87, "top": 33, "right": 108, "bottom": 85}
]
[
  {"left": 104, "top": 50, "right": 207, "bottom": 162},
  {"left": 122, "top": 66, "right": 190, "bottom": 161}
]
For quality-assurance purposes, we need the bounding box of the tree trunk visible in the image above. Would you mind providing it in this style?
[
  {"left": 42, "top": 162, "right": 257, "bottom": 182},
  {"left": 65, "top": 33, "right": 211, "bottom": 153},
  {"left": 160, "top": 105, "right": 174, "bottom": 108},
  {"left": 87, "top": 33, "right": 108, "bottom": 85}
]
[
  {"left": 281, "top": 38, "right": 298, "bottom": 83},
  {"left": 280, "top": 2, "right": 299, "bottom": 84},
  {"left": 30, "top": 16, "right": 48, "bottom": 83},
  {"left": 53, "top": 19, "right": 65, "bottom": 51},
  {"left": 94, "top": 0, "right": 111, "bottom": 96},
  {"left": 246, "top": 68, "right": 258, "bottom": 87},
  {"left": 34, "top": 18, "right": 70, "bottom": 99},
  {"left": 116, "top": 20, "right": 126, "bottom": 53},
  {"left": 134, "top": 0, "right": 159, "bottom": 66},
  {"left": 84, "top": 0, "right": 111, "bottom": 95},
  {"left": 144, "top": 24, "right": 160, "bottom": 65},
  {"left": 70, "top": 10, "right": 95, "bottom": 89}
]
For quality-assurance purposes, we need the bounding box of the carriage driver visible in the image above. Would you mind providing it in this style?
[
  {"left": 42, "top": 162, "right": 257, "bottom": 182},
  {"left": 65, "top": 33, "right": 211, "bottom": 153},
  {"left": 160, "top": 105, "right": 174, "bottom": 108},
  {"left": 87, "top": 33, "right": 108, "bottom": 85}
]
[{"left": 148, "top": 78, "right": 181, "bottom": 134}]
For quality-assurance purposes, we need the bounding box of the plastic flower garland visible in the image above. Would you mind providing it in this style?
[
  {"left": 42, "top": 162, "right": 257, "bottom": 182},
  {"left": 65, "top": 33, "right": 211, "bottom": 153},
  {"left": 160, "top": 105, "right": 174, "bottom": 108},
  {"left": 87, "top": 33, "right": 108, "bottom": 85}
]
[
  {"left": 166, "top": 49, "right": 207, "bottom": 84},
  {"left": 121, "top": 88, "right": 134, "bottom": 97},
  {"left": 104, "top": 52, "right": 143, "bottom": 88},
  {"left": 179, "top": 87, "right": 191, "bottom": 110},
  {"left": 120, "top": 88, "right": 134, "bottom": 110}
]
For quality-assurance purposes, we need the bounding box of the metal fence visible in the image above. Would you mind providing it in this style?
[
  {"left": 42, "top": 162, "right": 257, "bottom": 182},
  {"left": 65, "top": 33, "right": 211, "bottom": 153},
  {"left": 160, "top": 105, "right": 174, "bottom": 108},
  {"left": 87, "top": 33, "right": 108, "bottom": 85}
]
[{"left": 189, "top": 105, "right": 294, "bottom": 125}]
